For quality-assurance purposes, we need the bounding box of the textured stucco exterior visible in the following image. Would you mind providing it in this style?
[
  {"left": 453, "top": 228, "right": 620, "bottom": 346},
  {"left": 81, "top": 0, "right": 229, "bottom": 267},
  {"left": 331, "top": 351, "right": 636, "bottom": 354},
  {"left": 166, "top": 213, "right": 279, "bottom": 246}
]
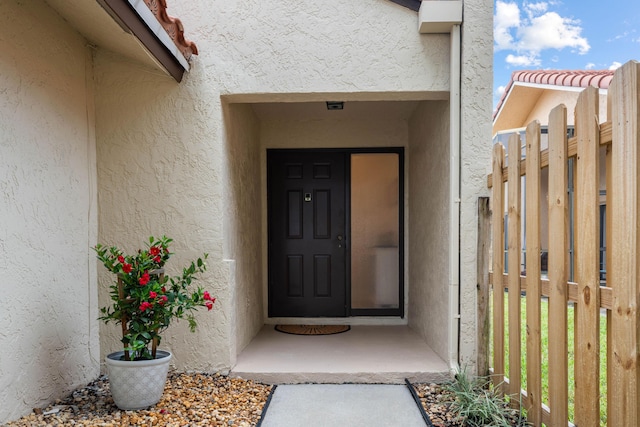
[
  {"left": 0, "top": 0, "right": 99, "bottom": 422},
  {"left": 408, "top": 101, "right": 451, "bottom": 362},
  {"left": 1, "top": 0, "right": 493, "bottom": 421},
  {"left": 459, "top": 0, "right": 494, "bottom": 369},
  {"left": 95, "top": 0, "right": 453, "bottom": 372},
  {"left": 221, "top": 103, "right": 263, "bottom": 358}
]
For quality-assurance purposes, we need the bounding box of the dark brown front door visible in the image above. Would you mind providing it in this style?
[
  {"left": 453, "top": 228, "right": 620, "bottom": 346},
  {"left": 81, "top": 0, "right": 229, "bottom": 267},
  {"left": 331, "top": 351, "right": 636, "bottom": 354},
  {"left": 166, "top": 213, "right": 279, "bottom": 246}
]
[{"left": 267, "top": 150, "right": 347, "bottom": 317}]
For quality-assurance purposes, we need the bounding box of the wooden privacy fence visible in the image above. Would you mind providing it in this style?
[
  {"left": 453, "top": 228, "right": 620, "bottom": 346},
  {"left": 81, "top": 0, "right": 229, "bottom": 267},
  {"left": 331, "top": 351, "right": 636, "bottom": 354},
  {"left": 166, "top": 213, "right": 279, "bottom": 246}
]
[{"left": 484, "top": 60, "right": 640, "bottom": 426}]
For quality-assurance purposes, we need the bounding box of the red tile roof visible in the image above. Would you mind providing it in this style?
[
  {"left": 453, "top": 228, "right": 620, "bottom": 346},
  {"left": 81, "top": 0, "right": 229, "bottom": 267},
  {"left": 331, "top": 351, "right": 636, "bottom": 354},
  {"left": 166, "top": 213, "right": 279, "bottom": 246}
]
[
  {"left": 511, "top": 69, "right": 614, "bottom": 89},
  {"left": 494, "top": 69, "right": 614, "bottom": 119},
  {"left": 144, "top": 0, "right": 198, "bottom": 60}
]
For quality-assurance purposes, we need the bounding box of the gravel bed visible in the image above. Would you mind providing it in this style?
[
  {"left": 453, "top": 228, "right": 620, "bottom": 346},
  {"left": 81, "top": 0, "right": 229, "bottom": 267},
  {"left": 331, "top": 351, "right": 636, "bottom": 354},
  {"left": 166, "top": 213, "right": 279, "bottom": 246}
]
[
  {"left": 412, "top": 383, "right": 464, "bottom": 427},
  {"left": 4, "top": 373, "right": 273, "bottom": 427},
  {"left": 412, "top": 383, "right": 529, "bottom": 427}
]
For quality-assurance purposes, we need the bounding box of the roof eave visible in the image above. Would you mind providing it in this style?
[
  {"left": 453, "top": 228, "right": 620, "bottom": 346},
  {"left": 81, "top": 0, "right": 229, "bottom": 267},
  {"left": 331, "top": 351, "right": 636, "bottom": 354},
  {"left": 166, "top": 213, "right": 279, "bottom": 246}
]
[{"left": 97, "top": 0, "right": 192, "bottom": 82}]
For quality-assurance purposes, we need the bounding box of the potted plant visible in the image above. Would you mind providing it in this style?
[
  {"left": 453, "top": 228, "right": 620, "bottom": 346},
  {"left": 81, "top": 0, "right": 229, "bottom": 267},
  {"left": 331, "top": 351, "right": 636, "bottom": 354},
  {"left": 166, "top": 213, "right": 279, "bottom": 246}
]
[{"left": 94, "top": 235, "right": 215, "bottom": 410}]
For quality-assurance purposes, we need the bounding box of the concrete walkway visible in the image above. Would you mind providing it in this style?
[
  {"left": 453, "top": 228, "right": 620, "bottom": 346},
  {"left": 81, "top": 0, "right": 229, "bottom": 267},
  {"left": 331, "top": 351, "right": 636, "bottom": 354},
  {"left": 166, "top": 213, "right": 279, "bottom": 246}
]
[{"left": 259, "top": 384, "right": 427, "bottom": 427}]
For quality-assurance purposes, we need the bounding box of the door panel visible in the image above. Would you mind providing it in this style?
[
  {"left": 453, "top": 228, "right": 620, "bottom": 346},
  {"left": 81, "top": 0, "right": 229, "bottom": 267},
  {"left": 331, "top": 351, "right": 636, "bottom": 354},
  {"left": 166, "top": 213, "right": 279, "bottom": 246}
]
[
  {"left": 268, "top": 151, "right": 347, "bottom": 317},
  {"left": 350, "top": 153, "right": 400, "bottom": 310}
]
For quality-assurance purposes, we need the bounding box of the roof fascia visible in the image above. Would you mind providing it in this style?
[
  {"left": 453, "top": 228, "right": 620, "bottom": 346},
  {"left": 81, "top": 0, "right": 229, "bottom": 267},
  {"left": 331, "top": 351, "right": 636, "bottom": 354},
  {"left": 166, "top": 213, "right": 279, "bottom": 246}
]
[
  {"left": 97, "top": 0, "right": 185, "bottom": 82},
  {"left": 513, "top": 81, "right": 609, "bottom": 94}
]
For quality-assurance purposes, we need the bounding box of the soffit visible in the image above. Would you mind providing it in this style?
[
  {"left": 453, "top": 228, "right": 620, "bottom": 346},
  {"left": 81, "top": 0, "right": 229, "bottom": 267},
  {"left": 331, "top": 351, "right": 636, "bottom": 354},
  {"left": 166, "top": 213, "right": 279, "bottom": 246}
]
[
  {"left": 386, "top": 0, "right": 421, "bottom": 12},
  {"left": 44, "top": 0, "right": 196, "bottom": 81},
  {"left": 492, "top": 84, "right": 543, "bottom": 133}
]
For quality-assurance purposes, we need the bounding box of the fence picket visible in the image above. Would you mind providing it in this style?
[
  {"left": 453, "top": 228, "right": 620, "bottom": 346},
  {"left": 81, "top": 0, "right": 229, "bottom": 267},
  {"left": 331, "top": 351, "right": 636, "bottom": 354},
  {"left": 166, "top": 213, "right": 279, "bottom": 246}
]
[
  {"left": 574, "top": 86, "right": 601, "bottom": 426},
  {"left": 547, "top": 104, "right": 569, "bottom": 425},
  {"left": 525, "top": 120, "right": 542, "bottom": 426},
  {"left": 492, "top": 143, "right": 506, "bottom": 388},
  {"left": 608, "top": 60, "right": 640, "bottom": 427},
  {"left": 507, "top": 135, "right": 522, "bottom": 401},
  {"left": 477, "top": 197, "right": 491, "bottom": 377}
]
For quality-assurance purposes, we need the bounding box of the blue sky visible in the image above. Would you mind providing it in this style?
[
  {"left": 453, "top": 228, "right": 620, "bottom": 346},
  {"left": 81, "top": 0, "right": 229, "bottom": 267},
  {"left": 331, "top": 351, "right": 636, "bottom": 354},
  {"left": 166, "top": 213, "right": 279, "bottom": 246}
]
[{"left": 493, "top": 0, "right": 640, "bottom": 108}]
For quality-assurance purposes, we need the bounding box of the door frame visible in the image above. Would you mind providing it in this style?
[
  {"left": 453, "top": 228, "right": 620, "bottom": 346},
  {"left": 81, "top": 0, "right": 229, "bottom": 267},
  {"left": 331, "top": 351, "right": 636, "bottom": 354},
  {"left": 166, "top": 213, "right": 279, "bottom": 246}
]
[{"left": 266, "top": 147, "right": 405, "bottom": 318}]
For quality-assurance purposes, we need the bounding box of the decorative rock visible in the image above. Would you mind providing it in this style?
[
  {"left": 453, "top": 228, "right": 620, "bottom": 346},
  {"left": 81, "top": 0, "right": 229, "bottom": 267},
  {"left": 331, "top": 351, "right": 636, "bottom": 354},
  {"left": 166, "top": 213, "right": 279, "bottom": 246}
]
[{"left": 4, "top": 373, "right": 273, "bottom": 427}]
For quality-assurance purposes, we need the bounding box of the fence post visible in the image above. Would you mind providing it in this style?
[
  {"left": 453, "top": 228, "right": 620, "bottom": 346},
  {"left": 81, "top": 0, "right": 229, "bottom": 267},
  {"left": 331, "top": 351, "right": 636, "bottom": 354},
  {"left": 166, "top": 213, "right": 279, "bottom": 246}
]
[
  {"left": 574, "top": 85, "right": 601, "bottom": 425},
  {"left": 547, "top": 103, "right": 569, "bottom": 425},
  {"left": 525, "top": 120, "right": 542, "bottom": 426},
  {"left": 492, "top": 143, "right": 505, "bottom": 387},
  {"left": 608, "top": 60, "right": 640, "bottom": 426},
  {"left": 477, "top": 197, "right": 491, "bottom": 376},
  {"left": 507, "top": 134, "right": 522, "bottom": 401}
]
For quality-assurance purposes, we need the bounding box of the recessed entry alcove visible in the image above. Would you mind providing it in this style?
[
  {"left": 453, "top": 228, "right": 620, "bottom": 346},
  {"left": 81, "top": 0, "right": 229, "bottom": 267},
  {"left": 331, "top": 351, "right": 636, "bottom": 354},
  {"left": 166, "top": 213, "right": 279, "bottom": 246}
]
[{"left": 222, "top": 96, "right": 452, "bottom": 377}]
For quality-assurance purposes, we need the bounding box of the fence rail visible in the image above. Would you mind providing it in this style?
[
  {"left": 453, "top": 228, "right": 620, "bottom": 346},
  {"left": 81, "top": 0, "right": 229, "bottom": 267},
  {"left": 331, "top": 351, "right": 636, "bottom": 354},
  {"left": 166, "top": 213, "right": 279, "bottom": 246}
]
[{"left": 484, "top": 60, "right": 640, "bottom": 426}]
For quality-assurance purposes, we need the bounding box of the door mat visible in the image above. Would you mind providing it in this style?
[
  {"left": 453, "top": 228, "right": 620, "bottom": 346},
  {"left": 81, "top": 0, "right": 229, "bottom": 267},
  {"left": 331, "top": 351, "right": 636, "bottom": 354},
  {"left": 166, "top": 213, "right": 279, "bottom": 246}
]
[{"left": 274, "top": 325, "right": 350, "bottom": 335}]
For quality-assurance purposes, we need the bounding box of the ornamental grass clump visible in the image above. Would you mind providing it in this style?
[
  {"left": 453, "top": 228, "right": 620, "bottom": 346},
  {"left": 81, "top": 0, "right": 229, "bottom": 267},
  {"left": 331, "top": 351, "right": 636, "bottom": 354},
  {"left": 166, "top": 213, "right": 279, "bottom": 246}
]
[
  {"left": 445, "top": 369, "right": 530, "bottom": 427},
  {"left": 94, "top": 236, "right": 215, "bottom": 361}
]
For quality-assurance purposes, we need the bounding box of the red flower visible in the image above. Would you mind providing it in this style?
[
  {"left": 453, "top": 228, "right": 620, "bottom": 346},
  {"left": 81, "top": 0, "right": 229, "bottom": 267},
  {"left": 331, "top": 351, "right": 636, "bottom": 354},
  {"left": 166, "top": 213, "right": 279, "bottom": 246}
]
[
  {"left": 205, "top": 300, "right": 213, "bottom": 311},
  {"left": 158, "top": 295, "right": 168, "bottom": 305},
  {"left": 161, "top": 286, "right": 166, "bottom": 293},
  {"left": 154, "top": 255, "right": 162, "bottom": 263},
  {"left": 117, "top": 255, "right": 125, "bottom": 263},
  {"left": 149, "top": 291, "right": 157, "bottom": 299},
  {"left": 203, "top": 291, "right": 212, "bottom": 301},
  {"left": 149, "top": 246, "right": 161, "bottom": 256},
  {"left": 139, "top": 272, "right": 150, "bottom": 286},
  {"left": 122, "top": 263, "right": 132, "bottom": 274},
  {"left": 139, "top": 301, "right": 153, "bottom": 312}
]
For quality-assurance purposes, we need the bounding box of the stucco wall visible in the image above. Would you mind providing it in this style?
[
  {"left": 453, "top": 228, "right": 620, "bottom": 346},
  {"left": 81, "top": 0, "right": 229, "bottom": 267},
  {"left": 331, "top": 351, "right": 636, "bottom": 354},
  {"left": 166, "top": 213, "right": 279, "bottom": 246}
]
[
  {"left": 408, "top": 101, "right": 451, "bottom": 362},
  {"left": 459, "top": 0, "right": 494, "bottom": 370},
  {"left": 94, "top": 50, "right": 231, "bottom": 371},
  {"left": 95, "top": 0, "right": 453, "bottom": 371},
  {"left": 261, "top": 117, "right": 408, "bottom": 150},
  {"left": 221, "top": 103, "right": 263, "bottom": 358},
  {"left": 177, "top": 0, "right": 450, "bottom": 97},
  {"left": 0, "top": 0, "right": 99, "bottom": 422},
  {"left": 523, "top": 89, "right": 609, "bottom": 127}
]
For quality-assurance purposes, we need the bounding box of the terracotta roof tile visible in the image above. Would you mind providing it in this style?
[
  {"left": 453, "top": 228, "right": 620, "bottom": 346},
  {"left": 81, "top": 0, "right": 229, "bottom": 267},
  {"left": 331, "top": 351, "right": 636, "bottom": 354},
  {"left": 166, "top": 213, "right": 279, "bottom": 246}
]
[
  {"left": 144, "top": 0, "right": 198, "bottom": 60},
  {"left": 514, "top": 69, "right": 613, "bottom": 89},
  {"left": 494, "top": 69, "right": 614, "bottom": 120}
]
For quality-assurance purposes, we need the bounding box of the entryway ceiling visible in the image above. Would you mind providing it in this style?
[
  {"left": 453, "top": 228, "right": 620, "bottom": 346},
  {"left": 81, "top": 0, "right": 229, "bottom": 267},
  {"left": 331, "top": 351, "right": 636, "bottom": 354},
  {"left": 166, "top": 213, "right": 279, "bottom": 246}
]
[{"left": 251, "top": 101, "right": 420, "bottom": 121}]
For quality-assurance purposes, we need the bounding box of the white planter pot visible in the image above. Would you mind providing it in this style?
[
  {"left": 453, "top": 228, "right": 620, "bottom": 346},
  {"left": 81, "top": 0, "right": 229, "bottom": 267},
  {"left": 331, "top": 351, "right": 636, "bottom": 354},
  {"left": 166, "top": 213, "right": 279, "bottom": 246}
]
[{"left": 105, "top": 350, "right": 172, "bottom": 410}]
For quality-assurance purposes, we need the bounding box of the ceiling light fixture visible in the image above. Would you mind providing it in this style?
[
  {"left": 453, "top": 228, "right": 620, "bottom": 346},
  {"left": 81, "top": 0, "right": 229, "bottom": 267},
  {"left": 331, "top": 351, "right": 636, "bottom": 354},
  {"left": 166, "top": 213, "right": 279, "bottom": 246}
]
[{"left": 326, "top": 101, "right": 344, "bottom": 110}]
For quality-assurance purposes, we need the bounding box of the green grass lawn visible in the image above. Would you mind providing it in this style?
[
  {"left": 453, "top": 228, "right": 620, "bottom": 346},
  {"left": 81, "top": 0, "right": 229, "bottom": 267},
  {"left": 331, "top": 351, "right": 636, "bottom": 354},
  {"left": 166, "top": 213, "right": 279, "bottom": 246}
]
[{"left": 491, "top": 294, "right": 607, "bottom": 425}]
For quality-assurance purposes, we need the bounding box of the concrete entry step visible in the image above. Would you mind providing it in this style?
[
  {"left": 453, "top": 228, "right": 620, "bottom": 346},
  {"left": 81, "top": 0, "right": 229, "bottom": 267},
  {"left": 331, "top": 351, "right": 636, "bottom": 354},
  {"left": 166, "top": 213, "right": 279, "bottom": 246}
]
[
  {"left": 231, "top": 325, "right": 449, "bottom": 384},
  {"left": 259, "top": 384, "right": 428, "bottom": 427}
]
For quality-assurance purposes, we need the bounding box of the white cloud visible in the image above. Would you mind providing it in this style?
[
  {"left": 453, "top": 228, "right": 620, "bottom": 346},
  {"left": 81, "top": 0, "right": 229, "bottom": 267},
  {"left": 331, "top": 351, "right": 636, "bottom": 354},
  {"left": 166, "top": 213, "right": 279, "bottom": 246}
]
[
  {"left": 495, "top": 85, "right": 507, "bottom": 98},
  {"left": 608, "top": 29, "right": 637, "bottom": 42},
  {"left": 585, "top": 62, "right": 596, "bottom": 69},
  {"left": 505, "top": 53, "right": 541, "bottom": 67},
  {"left": 609, "top": 61, "right": 622, "bottom": 70},
  {"left": 524, "top": 2, "right": 548, "bottom": 17},
  {"left": 494, "top": 1, "right": 521, "bottom": 50},
  {"left": 519, "top": 12, "right": 590, "bottom": 54},
  {"left": 494, "top": 1, "right": 590, "bottom": 68}
]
